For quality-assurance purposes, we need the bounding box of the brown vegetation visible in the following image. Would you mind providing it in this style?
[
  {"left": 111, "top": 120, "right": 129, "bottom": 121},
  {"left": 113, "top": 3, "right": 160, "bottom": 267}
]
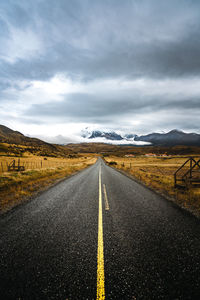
[
  {"left": 67, "top": 142, "right": 200, "bottom": 156},
  {"left": 0, "top": 142, "right": 76, "bottom": 158}
]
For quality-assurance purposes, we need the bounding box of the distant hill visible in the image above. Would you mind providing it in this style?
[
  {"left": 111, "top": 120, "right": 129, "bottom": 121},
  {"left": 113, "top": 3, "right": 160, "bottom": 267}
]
[
  {"left": 134, "top": 130, "right": 200, "bottom": 146},
  {"left": 0, "top": 125, "right": 74, "bottom": 157},
  {"left": 67, "top": 142, "right": 200, "bottom": 156}
]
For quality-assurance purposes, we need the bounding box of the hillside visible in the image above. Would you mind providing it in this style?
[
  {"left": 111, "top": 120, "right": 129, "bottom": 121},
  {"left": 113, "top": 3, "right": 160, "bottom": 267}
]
[
  {"left": 0, "top": 125, "right": 74, "bottom": 157},
  {"left": 0, "top": 125, "right": 55, "bottom": 147}
]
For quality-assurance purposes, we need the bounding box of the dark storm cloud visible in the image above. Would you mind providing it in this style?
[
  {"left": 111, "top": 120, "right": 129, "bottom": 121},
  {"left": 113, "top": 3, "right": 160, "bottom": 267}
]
[
  {"left": 1, "top": 0, "right": 200, "bottom": 81},
  {"left": 0, "top": 0, "right": 200, "bottom": 135},
  {"left": 25, "top": 92, "right": 200, "bottom": 123}
]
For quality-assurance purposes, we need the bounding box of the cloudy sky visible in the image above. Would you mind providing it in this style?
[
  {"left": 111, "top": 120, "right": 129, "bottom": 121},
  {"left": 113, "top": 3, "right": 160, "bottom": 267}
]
[{"left": 0, "top": 0, "right": 200, "bottom": 143}]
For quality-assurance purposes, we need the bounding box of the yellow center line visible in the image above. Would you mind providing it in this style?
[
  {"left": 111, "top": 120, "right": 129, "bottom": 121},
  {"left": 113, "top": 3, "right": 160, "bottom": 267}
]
[
  {"left": 103, "top": 184, "right": 110, "bottom": 211},
  {"left": 97, "top": 165, "right": 105, "bottom": 300}
]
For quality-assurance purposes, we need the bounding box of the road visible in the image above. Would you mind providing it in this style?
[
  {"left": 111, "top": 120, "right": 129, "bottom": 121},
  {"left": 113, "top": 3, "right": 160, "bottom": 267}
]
[{"left": 0, "top": 158, "right": 200, "bottom": 299}]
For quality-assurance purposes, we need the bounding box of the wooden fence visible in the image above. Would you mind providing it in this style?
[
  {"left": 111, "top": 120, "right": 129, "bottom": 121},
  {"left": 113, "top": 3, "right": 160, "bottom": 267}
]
[{"left": 0, "top": 158, "right": 80, "bottom": 174}]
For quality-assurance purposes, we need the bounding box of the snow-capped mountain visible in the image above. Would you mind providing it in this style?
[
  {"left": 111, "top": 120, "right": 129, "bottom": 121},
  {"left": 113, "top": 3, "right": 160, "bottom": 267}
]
[
  {"left": 81, "top": 129, "right": 126, "bottom": 141},
  {"left": 81, "top": 129, "right": 123, "bottom": 140},
  {"left": 80, "top": 129, "right": 149, "bottom": 145},
  {"left": 124, "top": 134, "right": 137, "bottom": 140},
  {"left": 80, "top": 128, "right": 93, "bottom": 139},
  {"left": 81, "top": 128, "right": 200, "bottom": 146},
  {"left": 89, "top": 131, "right": 123, "bottom": 140}
]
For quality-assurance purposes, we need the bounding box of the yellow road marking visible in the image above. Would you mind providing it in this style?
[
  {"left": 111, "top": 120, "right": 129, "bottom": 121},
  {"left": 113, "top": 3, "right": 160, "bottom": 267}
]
[
  {"left": 97, "top": 165, "right": 105, "bottom": 300},
  {"left": 103, "top": 184, "right": 109, "bottom": 211}
]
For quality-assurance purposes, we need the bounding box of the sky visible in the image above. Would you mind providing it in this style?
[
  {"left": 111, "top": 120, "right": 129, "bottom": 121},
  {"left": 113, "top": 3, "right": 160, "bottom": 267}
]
[{"left": 0, "top": 0, "right": 200, "bottom": 143}]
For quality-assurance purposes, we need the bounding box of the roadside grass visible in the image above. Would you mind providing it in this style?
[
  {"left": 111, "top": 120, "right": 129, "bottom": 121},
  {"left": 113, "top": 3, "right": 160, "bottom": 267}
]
[
  {"left": 0, "top": 156, "right": 97, "bottom": 213},
  {"left": 104, "top": 156, "right": 200, "bottom": 216}
]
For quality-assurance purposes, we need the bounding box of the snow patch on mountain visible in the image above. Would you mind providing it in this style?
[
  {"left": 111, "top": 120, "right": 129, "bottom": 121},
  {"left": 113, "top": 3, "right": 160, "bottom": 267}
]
[{"left": 80, "top": 128, "right": 151, "bottom": 145}]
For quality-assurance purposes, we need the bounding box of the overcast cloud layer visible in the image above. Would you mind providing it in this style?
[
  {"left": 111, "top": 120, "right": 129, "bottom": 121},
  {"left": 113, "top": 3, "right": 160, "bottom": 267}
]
[{"left": 0, "top": 0, "right": 200, "bottom": 143}]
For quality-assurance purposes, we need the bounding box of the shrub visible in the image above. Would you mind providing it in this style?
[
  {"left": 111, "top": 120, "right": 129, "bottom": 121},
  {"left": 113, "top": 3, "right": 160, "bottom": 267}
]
[{"left": 109, "top": 161, "right": 117, "bottom": 166}]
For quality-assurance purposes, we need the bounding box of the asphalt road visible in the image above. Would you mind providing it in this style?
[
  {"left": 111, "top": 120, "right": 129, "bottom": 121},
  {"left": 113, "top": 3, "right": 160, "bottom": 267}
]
[{"left": 1, "top": 158, "right": 200, "bottom": 299}]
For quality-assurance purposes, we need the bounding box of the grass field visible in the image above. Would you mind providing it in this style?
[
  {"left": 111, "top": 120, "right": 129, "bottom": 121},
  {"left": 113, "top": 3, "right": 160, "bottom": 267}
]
[
  {"left": 0, "top": 155, "right": 97, "bottom": 213},
  {"left": 104, "top": 155, "right": 200, "bottom": 216},
  {"left": 0, "top": 155, "right": 94, "bottom": 174}
]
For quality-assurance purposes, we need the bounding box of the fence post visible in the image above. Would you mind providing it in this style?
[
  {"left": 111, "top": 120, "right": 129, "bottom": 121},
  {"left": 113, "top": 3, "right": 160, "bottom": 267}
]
[
  {"left": 174, "top": 173, "right": 177, "bottom": 188},
  {"left": 190, "top": 157, "right": 192, "bottom": 178}
]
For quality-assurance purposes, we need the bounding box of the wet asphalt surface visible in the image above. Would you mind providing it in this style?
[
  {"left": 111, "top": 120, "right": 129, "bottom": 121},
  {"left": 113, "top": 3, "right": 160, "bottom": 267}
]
[{"left": 0, "top": 159, "right": 200, "bottom": 299}]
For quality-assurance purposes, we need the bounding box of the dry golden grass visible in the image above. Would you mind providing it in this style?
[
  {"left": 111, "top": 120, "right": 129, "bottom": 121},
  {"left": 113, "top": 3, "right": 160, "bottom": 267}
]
[
  {"left": 0, "top": 156, "right": 97, "bottom": 213},
  {"left": 0, "top": 155, "right": 95, "bottom": 174},
  {"left": 105, "top": 155, "right": 200, "bottom": 216}
]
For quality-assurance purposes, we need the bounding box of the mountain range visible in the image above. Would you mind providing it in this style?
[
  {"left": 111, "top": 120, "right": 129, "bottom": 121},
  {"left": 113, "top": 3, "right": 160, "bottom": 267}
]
[
  {"left": 0, "top": 124, "right": 200, "bottom": 148},
  {"left": 81, "top": 129, "right": 200, "bottom": 146},
  {"left": 134, "top": 130, "right": 200, "bottom": 146}
]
